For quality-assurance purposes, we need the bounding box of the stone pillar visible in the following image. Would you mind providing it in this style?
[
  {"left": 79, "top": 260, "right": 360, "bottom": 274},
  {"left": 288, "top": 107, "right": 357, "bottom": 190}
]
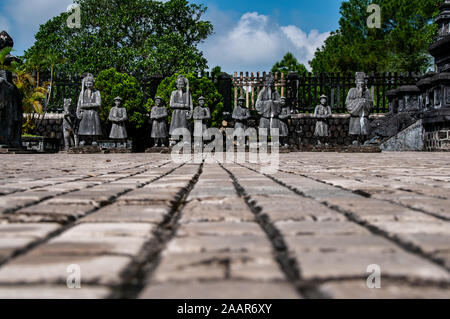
[
  {"left": 286, "top": 72, "right": 300, "bottom": 111},
  {"left": 396, "top": 85, "right": 422, "bottom": 114},
  {"left": 218, "top": 72, "right": 232, "bottom": 117}
]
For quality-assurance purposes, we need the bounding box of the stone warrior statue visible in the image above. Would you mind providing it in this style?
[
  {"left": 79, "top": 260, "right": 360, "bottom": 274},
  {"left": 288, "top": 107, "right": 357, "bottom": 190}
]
[
  {"left": 62, "top": 98, "right": 79, "bottom": 150},
  {"left": 256, "top": 73, "right": 282, "bottom": 137},
  {"left": 314, "top": 94, "right": 332, "bottom": 146},
  {"left": 278, "top": 97, "right": 291, "bottom": 147},
  {"left": 0, "top": 69, "right": 22, "bottom": 148},
  {"left": 346, "top": 72, "right": 373, "bottom": 145},
  {"left": 77, "top": 73, "right": 102, "bottom": 146},
  {"left": 150, "top": 96, "right": 168, "bottom": 147},
  {"left": 233, "top": 95, "right": 251, "bottom": 132},
  {"left": 193, "top": 96, "right": 211, "bottom": 136},
  {"left": 109, "top": 96, "right": 128, "bottom": 140},
  {"left": 170, "top": 75, "right": 193, "bottom": 143}
]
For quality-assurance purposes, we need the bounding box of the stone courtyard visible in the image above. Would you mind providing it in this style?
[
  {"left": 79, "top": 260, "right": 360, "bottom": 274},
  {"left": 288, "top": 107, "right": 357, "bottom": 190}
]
[{"left": 0, "top": 152, "right": 449, "bottom": 299}]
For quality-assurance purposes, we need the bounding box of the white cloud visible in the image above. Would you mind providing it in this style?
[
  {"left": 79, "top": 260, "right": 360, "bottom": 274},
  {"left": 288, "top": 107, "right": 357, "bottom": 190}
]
[{"left": 201, "top": 11, "right": 330, "bottom": 73}]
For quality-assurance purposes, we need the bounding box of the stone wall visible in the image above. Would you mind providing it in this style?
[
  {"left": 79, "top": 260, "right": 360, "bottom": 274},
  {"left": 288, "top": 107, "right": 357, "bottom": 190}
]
[
  {"left": 28, "top": 113, "right": 388, "bottom": 150},
  {"left": 424, "top": 123, "right": 450, "bottom": 151},
  {"left": 25, "top": 114, "right": 64, "bottom": 146},
  {"left": 288, "top": 114, "right": 385, "bottom": 147}
]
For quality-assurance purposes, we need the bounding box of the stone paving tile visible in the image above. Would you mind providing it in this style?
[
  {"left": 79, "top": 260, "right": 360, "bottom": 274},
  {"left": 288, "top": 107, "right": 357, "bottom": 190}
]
[
  {"left": 0, "top": 255, "right": 131, "bottom": 285},
  {"left": 29, "top": 236, "right": 148, "bottom": 257},
  {"left": 10, "top": 203, "right": 96, "bottom": 223},
  {"left": 0, "top": 285, "right": 111, "bottom": 299},
  {"left": 165, "top": 235, "right": 273, "bottom": 254},
  {"left": 317, "top": 280, "right": 450, "bottom": 299},
  {"left": 180, "top": 198, "right": 255, "bottom": 223},
  {"left": 0, "top": 237, "right": 35, "bottom": 262},
  {"left": 251, "top": 195, "right": 345, "bottom": 222},
  {"left": 80, "top": 204, "right": 169, "bottom": 224},
  {"left": 59, "top": 223, "right": 154, "bottom": 239},
  {"left": 0, "top": 153, "right": 449, "bottom": 298},
  {"left": 140, "top": 281, "right": 301, "bottom": 299},
  {"left": 0, "top": 223, "right": 60, "bottom": 239}
]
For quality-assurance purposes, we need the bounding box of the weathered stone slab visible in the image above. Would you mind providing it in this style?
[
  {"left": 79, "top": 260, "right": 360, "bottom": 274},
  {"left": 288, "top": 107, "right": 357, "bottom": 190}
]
[
  {"left": 140, "top": 281, "right": 301, "bottom": 299},
  {"left": 318, "top": 280, "right": 450, "bottom": 299},
  {"left": 0, "top": 255, "right": 131, "bottom": 285},
  {"left": 81, "top": 204, "right": 169, "bottom": 224},
  {"left": 0, "top": 285, "right": 111, "bottom": 299}
]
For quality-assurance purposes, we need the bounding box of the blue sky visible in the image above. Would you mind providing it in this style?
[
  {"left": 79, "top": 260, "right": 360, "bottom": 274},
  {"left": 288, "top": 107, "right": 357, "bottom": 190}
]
[{"left": 0, "top": 0, "right": 342, "bottom": 73}]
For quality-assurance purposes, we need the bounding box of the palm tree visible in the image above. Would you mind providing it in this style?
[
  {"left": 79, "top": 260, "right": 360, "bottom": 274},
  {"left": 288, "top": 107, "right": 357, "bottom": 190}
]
[{"left": 43, "top": 51, "right": 65, "bottom": 109}]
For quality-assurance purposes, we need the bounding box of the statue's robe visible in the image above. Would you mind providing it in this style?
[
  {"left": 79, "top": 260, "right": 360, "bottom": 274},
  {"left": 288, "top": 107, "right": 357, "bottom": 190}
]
[
  {"left": 314, "top": 105, "right": 332, "bottom": 137},
  {"left": 232, "top": 105, "right": 251, "bottom": 131},
  {"left": 109, "top": 107, "right": 128, "bottom": 139},
  {"left": 193, "top": 106, "right": 211, "bottom": 136},
  {"left": 170, "top": 90, "right": 193, "bottom": 135},
  {"left": 255, "top": 87, "right": 281, "bottom": 133},
  {"left": 277, "top": 107, "right": 291, "bottom": 137},
  {"left": 346, "top": 88, "right": 373, "bottom": 136},
  {"left": 151, "top": 106, "right": 168, "bottom": 139},
  {"left": 77, "top": 89, "right": 102, "bottom": 136},
  {"left": 0, "top": 74, "right": 22, "bottom": 148}
]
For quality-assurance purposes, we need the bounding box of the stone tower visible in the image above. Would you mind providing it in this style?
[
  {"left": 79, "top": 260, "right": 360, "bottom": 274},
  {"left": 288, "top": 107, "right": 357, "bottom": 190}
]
[{"left": 423, "top": 0, "right": 450, "bottom": 150}]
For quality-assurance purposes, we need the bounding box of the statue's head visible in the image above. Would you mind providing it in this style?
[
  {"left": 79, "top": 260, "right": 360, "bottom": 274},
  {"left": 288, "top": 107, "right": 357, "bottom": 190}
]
[
  {"left": 280, "top": 97, "right": 286, "bottom": 106},
  {"left": 319, "top": 95, "right": 328, "bottom": 106},
  {"left": 154, "top": 96, "right": 163, "bottom": 106},
  {"left": 264, "top": 74, "right": 275, "bottom": 88},
  {"left": 198, "top": 96, "right": 205, "bottom": 107},
  {"left": 63, "top": 98, "right": 72, "bottom": 112},
  {"left": 83, "top": 73, "right": 95, "bottom": 89},
  {"left": 355, "top": 72, "right": 366, "bottom": 88},
  {"left": 238, "top": 95, "right": 245, "bottom": 107},
  {"left": 176, "top": 75, "right": 187, "bottom": 90},
  {"left": 114, "top": 96, "right": 122, "bottom": 107}
]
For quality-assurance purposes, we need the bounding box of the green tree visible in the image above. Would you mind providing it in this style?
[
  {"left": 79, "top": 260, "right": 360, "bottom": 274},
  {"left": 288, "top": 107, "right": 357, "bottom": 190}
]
[
  {"left": 152, "top": 72, "right": 224, "bottom": 127},
  {"left": 310, "top": 0, "right": 441, "bottom": 74},
  {"left": 271, "top": 52, "right": 308, "bottom": 75},
  {"left": 23, "top": 0, "right": 213, "bottom": 77},
  {"left": 95, "top": 68, "right": 146, "bottom": 129}
]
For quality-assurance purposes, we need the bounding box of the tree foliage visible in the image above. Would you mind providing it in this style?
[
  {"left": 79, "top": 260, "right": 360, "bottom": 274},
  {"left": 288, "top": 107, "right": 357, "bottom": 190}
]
[
  {"left": 310, "top": 0, "right": 441, "bottom": 74},
  {"left": 23, "top": 0, "right": 213, "bottom": 77},
  {"left": 271, "top": 52, "right": 308, "bottom": 75},
  {"left": 95, "top": 68, "right": 146, "bottom": 129},
  {"left": 152, "top": 72, "right": 224, "bottom": 127}
]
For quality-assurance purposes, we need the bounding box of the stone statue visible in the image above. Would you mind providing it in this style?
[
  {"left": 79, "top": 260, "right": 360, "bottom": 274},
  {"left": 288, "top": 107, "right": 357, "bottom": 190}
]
[
  {"left": 256, "top": 73, "right": 281, "bottom": 136},
  {"left": 170, "top": 75, "right": 193, "bottom": 138},
  {"left": 76, "top": 73, "right": 102, "bottom": 146},
  {"left": 150, "top": 96, "right": 168, "bottom": 147},
  {"left": 0, "top": 69, "right": 22, "bottom": 148},
  {"left": 0, "top": 31, "right": 20, "bottom": 66},
  {"left": 108, "top": 96, "right": 128, "bottom": 140},
  {"left": 62, "top": 98, "right": 79, "bottom": 150},
  {"left": 278, "top": 97, "right": 291, "bottom": 147},
  {"left": 232, "top": 95, "right": 251, "bottom": 131},
  {"left": 314, "top": 94, "right": 332, "bottom": 146},
  {"left": 193, "top": 96, "right": 211, "bottom": 136},
  {"left": 346, "top": 72, "right": 373, "bottom": 144}
]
